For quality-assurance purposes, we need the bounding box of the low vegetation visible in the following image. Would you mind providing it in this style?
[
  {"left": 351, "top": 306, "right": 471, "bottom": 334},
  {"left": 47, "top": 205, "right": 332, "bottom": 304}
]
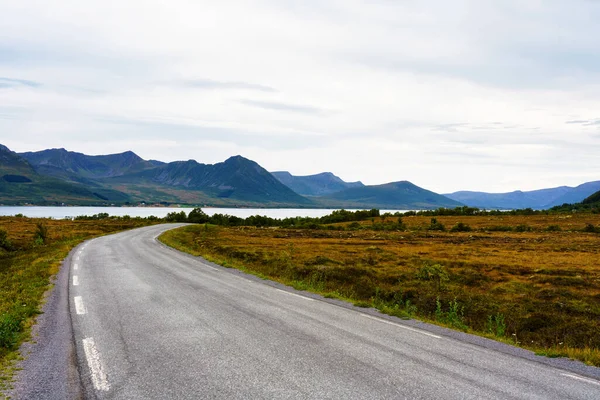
[
  {"left": 0, "top": 214, "right": 159, "bottom": 388},
  {"left": 160, "top": 209, "right": 600, "bottom": 366}
]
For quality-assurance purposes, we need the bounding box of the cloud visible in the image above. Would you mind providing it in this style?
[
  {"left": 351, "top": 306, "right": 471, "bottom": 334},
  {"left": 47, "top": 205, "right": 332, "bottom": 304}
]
[
  {"left": 238, "top": 99, "right": 327, "bottom": 115},
  {"left": 174, "top": 79, "right": 276, "bottom": 92},
  {"left": 565, "top": 119, "right": 600, "bottom": 126},
  {"left": 0, "top": 0, "right": 599, "bottom": 192},
  {"left": 0, "top": 77, "right": 42, "bottom": 88}
]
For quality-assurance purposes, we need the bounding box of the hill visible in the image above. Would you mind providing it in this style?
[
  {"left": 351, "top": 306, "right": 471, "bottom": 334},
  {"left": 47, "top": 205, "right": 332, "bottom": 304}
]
[
  {"left": 103, "top": 156, "right": 313, "bottom": 206},
  {"left": 583, "top": 190, "right": 600, "bottom": 205},
  {"left": 445, "top": 181, "right": 600, "bottom": 209},
  {"left": 20, "top": 148, "right": 157, "bottom": 184},
  {"left": 550, "top": 189, "right": 600, "bottom": 213},
  {"left": 318, "top": 181, "right": 463, "bottom": 209},
  {"left": 0, "top": 145, "right": 130, "bottom": 204},
  {"left": 271, "top": 171, "right": 364, "bottom": 196}
]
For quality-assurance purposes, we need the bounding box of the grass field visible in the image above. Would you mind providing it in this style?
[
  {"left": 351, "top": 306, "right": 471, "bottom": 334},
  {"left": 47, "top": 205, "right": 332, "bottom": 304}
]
[
  {"left": 160, "top": 213, "right": 600, "bottom": 366},
  {"left": 0, "top": 215, "right": 158, "bottom": 389}
]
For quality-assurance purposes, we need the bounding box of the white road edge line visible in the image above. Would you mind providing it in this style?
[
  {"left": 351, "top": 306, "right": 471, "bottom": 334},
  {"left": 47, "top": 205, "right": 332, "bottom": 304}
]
[
  {"left": 561, "top": 373, "right": 600, "bottom": 386},
  {"left": 82, "top": 338, "right": 110, "bottom": 391},
  {"left": 74, "top": 263, "right": 79, "bottom": 270},
  {"left": 361, "top": 314, "right": 442, "bottom": 339},
  {"left": 275, "top": 288, "right": 314, "bottom": 301},
  {"left": 73, "top": 275, "right": 79, "bottom": 286},
  {"left": 74, "top": 296, "right": 86, "bottom": 315}
]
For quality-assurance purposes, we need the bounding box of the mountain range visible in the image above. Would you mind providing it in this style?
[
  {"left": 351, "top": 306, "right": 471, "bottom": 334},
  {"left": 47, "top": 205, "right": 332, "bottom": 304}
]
[
  {"left": 445, "top": 181, "right": 600, "bottom": 210},
  {"left": 1, "top": 144, "right": 598, "bottom": 209},
  {"left": 1, "top": 145, "right": 462, "bottom": 208}
]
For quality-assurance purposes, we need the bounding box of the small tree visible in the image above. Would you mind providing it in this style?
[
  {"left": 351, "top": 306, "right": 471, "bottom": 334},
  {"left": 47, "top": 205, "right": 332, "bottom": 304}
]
[
  {"left": 187, "top": 208, "right": 210, "bottom": 224},
  {"left": 165, "top": 211, "right": 187, "bottom": 222}
]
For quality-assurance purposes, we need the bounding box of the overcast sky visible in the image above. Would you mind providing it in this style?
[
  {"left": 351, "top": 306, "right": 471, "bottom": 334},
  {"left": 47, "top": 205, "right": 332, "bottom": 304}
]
[{"left": 1, "top": 0, "right": 599, "bottom": 193}]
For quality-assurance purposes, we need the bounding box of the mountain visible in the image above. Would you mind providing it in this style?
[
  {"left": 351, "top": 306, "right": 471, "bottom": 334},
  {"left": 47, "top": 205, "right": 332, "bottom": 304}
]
[
  {"left": 20, "top": 148, "right": 157, "bottom": 184},
  {"left": 0, "top": 145, "right": 130, "bottom": 204},
  {"left": 445, "top": 181, "right": 600, "bottom": 210},
  {"left": 318, "top": 181, "right": 463, "bottom": 209},
  {"left": 103, "top": 155, "right": 313, "bottom": 206},
  {"left": 271, "top": 171, "right": 364, "bottom": 196}
]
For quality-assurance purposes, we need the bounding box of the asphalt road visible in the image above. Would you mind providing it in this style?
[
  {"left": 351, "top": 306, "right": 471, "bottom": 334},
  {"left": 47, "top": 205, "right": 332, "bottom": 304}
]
[{"left": 12, "top": 224, "right": 600, "bottom": 399}]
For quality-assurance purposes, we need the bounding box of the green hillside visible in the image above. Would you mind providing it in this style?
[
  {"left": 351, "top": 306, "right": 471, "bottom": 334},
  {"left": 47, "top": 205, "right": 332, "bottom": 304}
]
[
  {"left": 20, "top": 148, "right": 157, "bottom": 184},
  {"left": 550, "top": 190, "right": 600, "bottom": 213},
  {"left": 0, "top": 145, "right": 130, "bottom": 205},
  {"left": 104, "top": 156, "right": 313, "bottom": 206},
  {"left": 318, "top": 181, "right": 463, "bottom": 209}
]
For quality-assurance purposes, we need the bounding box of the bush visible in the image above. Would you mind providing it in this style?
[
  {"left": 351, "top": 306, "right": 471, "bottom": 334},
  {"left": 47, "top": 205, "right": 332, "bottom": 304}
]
[
  {"left": 416, "top": 263, "right": 449, "bottom": 291},
  {"left": 583, "top": 223, "right": 598, "bottom": 233},
  {"left": 34, "top": 222, "right": 49, "bottom": 245},
  {"left": 428, "top": 218, "right": 445, "bottom": 231},
  {"left": 546, "top": 225, "right": 562, "bottom": 232},
  {"left": 514, "top": 224, "right": 532, "bottom": 232},
  {"left": 0, "top": 229, "right": 13, "bottom": 251},
  {"left": 450, "top": 222, "right": 472, "bottom": 232}
]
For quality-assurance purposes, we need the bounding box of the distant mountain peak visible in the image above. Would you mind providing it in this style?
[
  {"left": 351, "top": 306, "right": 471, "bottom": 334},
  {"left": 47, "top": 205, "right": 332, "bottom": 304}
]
[{"left": 271, "top": 171, "right": 365, "bottom": 197}]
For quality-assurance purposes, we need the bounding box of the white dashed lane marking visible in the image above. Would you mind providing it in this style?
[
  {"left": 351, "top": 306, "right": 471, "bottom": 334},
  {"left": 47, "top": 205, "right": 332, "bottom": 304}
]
[
  {"left": 74, "top": 296, "right": 86, "bottom": 315},
  {"left": 74, "top": 263, "right": 79, "bottom": 270},
  {"left": 82, "top": 338, "right": 110, "bottom": 391},
  {"left": 73, "top": 275, "right": 79, "bottom": 286}
]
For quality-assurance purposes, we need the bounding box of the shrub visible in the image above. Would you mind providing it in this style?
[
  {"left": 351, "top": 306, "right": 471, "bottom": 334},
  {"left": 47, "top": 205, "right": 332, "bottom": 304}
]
[
  {"left": 546, "top": 225, "right": 562, "bottom": 232},
  {"left": 34, "top": 222, "right": 49, "bottom": 245},
  {"left": 583, "top": 223, "right": 598, "bottom": 233},
  {"left": 428, "top": 218, "right": 446, "bottom": 231},
  {"left": 416, "top": 263, "right": 449, "bottom": 291},
  {"left": 0, "top": 229, "right": 13, "bottom": 251},
  {"left": 514, "top": 224, "right": 532, "bottom": 232},
  {"left": 435, "top": 297, "right": 468, "bottom": 330},
  {"left": 486, "top": 313, "right": 507, "bottom": 337},
  {"left": 450, "top": 222, "right": 472, "bottom": 232},
  {"left": 348, "top": 222, "right": 362, "bottom": 230}
]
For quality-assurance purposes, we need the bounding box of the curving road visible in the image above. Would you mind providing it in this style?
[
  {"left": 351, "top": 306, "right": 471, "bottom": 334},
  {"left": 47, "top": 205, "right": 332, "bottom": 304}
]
[{"left": 13, "top": 224, "right": 600, "bottom": 399}]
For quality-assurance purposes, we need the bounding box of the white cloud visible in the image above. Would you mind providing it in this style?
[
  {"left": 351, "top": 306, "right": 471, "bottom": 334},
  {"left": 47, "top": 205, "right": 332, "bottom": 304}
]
[{"left": 1, "top": 0, "right": 599, "bottom": 193}]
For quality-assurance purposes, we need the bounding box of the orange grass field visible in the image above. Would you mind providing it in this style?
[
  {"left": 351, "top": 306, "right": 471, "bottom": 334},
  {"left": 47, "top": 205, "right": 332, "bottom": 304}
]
[{"left": 160, "top": 213, "right": 600, "bottom": 366}]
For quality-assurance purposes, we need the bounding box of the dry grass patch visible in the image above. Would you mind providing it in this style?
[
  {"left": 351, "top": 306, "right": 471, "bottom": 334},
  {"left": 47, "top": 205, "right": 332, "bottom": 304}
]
[{"left": 160, "top": 214, "right": 600, "bottom": 366}]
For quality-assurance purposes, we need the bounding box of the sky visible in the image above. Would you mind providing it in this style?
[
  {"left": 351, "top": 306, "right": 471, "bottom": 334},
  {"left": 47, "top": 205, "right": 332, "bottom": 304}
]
[{"left": 1, "top": 0, "right": 599, "bottom": 193}]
